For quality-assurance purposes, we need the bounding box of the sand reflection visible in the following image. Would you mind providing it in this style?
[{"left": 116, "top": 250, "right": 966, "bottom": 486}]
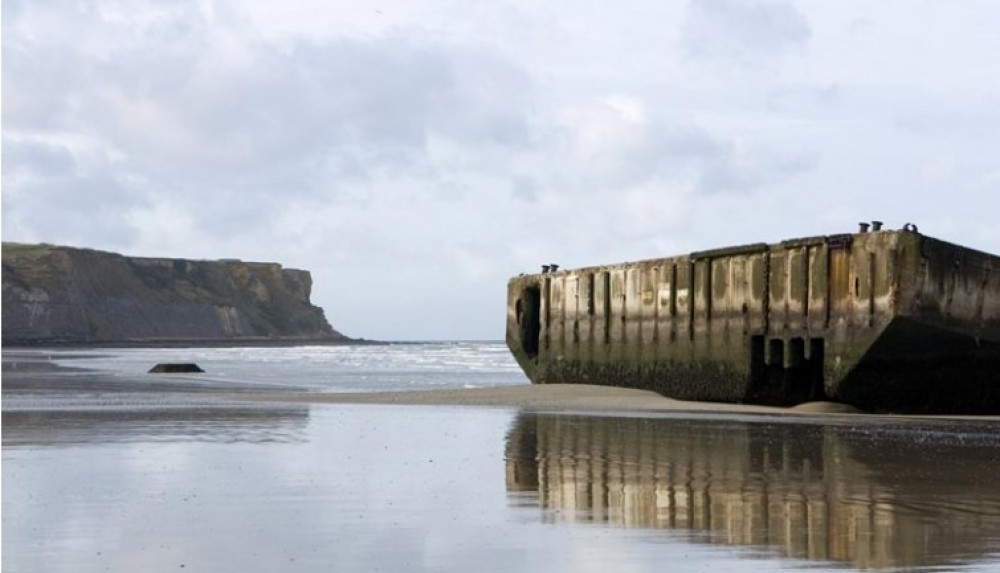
[
  {"left": 2, "top": 404, "right": 310, "bottom": 446},
  {"left": 2, "top": 351, "right": 311, "bottom": 446},
  {"left": 505, "top": 414, "right": 1000, "bottom": 570}
]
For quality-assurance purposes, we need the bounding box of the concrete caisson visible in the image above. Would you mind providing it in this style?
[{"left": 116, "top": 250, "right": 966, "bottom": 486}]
[{"left": 506, "top": 227, "right": 1000, "bottom": 414}]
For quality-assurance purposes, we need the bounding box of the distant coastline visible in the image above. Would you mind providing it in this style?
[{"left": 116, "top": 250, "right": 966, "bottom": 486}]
[
  {"left": 2, "top": 242, "right": 350, "bottom": 346},
  {"left": 1, "top": 337, "right": 381, "bottom": 349}
]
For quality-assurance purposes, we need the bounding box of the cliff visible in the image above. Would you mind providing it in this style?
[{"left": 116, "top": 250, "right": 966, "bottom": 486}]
[{"left": 2, "top": 243, "right": 348, "bottom": 345}]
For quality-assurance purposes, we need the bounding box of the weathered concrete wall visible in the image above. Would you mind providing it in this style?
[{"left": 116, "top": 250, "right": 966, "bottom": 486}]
[
  {"left": 835, "top": 233, "right": 1000, "bottom": 411},
  {"left": 2, "top": 243, "right": 347, "bottom": 345},
  {"left": 507, "top": 229, "right": 1000, "bottom": 413}
]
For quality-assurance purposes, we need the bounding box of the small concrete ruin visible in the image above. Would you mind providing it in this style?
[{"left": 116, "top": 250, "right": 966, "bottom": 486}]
[{"left": 149, "top": 363, "right": 205, "bottom": 373}]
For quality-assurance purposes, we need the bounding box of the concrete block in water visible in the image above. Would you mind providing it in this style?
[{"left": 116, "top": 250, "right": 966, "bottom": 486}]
[{"left": 149, "top": 363, "right": 205, "bottom": 373}]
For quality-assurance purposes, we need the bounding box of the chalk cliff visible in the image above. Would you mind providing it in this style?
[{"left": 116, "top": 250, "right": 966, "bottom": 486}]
[{"left": 2, "top": 243, "right": 348, "bottom": 345}]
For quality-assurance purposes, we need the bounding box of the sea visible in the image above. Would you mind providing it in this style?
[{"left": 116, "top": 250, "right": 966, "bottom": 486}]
[{"left": 4, "top": 342, "right": 1000, "bottom": 572}]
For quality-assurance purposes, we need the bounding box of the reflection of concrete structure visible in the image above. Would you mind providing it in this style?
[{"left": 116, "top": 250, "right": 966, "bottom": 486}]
[
  {"left": 506, "top": 228, "right": 1000, "bottom": 413},
  {"left": 505, "top": 414, "right": 1000, "bottom": 570}
]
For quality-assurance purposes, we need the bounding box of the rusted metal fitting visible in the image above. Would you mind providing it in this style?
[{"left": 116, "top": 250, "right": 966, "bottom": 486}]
[
  {"left": 871, "top": 220, "right": 883, "bottom": 231},
  {"left": 541, "top": 265, "right": 551, "bottom": 274},
  {"left": 550, "top": 264, "right": 559, "bottom": 272},
  {"left": 903, "top": 222, "right": 919, "bottom": 233},
  {"left": 858, "top": 222, "right": 870, "bottom": 233}
]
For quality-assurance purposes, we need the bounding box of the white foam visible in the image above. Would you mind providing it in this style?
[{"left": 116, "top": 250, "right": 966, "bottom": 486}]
[{"left": 39, "top": 342, "right": 528, "bottom": 393}]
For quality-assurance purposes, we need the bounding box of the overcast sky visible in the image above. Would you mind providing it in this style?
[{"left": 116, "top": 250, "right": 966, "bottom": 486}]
[{"left": 4, "top": 0, "right": 1000, "bottom": 340}]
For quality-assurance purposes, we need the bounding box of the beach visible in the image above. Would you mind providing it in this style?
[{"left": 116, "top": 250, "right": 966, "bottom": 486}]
[
  {"left": 219, "top": 383, "right": 868, "bottom": 414},
  {"left": 4, "top": 344, "right": 1000, "bottom": 572}
]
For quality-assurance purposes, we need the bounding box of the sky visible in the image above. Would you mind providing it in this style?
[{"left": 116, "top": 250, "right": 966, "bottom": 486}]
[{"left": 4, "top": 0, "right": 1000, "bottom": 341}]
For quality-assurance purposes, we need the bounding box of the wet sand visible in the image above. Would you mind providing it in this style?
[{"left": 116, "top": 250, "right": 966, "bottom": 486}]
[
  {"left": 6, "top": 349, "right": 997, "bottom": 421},
  {"left": 223, "top": 384, "right": 865, "bottom": 415},
  {"left": 221, "top": 383, "right": 1000, "bottom": 422},
  {"left": 6, "top": 347, "right": 1000, "bottom": 572}
]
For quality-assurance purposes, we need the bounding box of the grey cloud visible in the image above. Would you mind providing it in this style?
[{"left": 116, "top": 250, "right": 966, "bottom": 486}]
[
  {"left": 682, "top": 0, "right": 810, "bottom": 63},
  {"left": 655, "top": 122, "right": 818, "bottom": 196},
  {"left": 2, "top": 131, "right": 147, "bottom": 247},
  {"left": 3, "top": 2, "right": 535, "bottom": 244},
  {"left": 553, "top": 107, "right": 810, "bottom": 197},
  {"left": 82, "top": 34, "right": 530, "bottom": 182},
  {"left": 2, "top": 137, "right": 75, "bottom": 177},
  {"left": 2, "top": 43, "right": 82, "bottom": 131},
  {"left": 688, "top": 135, "right": 819, "bottom": 195},
  {"left": 766, "top": 84, "right": 842, "bottom": 113},
  {"left": 3, "top": 175, "right": 142, "bottom": 247},
  {"left": 511, "top": 176, "right": 538, "bottom": 201}
]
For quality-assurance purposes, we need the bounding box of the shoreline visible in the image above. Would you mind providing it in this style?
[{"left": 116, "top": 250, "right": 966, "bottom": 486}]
[
  {"left": 6, "top": 348, "right": 998, "bottom": 421},
  {"left": 219, "top": 384, "right": 1000, "bottom": 422},
  {"left": 0, "top": 338, "right": 375, "bottom": 349}
]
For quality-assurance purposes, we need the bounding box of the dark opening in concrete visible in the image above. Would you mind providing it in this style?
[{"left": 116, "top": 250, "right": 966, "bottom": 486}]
[
  {"left": 787, "top": 337, "right": 805, "bottom": 368},
  {"left": 749, "top": 336, "right": 827, "bottom": 405},
  {"left": 518, "top": 287, "right": 541, "bottom": 358},
  {"left": 808, "top": 338, "right": 826, "bottom": 400},
  {"left": 750, "top": 335, "right": 766, "bottom": 389}
]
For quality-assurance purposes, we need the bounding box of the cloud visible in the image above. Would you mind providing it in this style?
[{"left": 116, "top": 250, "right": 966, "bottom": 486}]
[
  {"left": 550, "top": 95, "right": 812, "bottom": 198},
  {"left": 682, "top": 0, "right": 810, "bottom": 63},
  {"left": 3, "top": 1, "right": 535, "bottom": 251},
  {"left": 2, "top": 130, "right": 146, "bottom": 245},
  {"left": 0, "top": 0, "right": 816, "bottom": 338}
]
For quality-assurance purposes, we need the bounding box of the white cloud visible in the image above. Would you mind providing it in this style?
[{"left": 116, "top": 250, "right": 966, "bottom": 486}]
[{"left": 682, "top": 0, "right": 810, "bottom": 64}]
